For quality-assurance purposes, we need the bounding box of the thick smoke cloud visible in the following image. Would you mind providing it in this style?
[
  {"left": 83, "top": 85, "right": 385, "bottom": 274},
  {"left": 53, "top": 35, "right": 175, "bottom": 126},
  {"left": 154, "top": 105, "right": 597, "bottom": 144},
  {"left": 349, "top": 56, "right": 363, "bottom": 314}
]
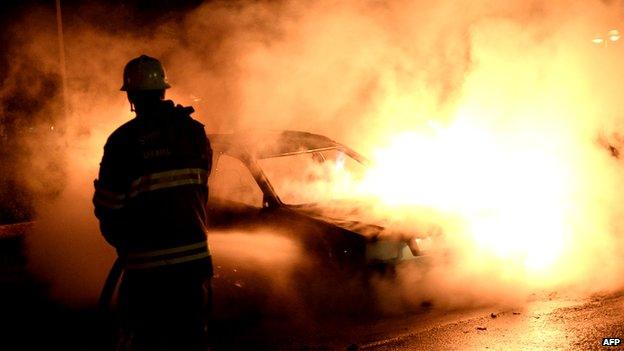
[{"left": 2, "top": 0, "right": 624, "bottom": 309}]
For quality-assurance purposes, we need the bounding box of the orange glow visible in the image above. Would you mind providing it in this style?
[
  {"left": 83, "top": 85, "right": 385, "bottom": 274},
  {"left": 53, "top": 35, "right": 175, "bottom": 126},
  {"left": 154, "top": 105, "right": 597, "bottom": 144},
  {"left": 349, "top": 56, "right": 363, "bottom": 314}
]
[
  {"left": 19, "top": 0, "right": 624, "bottom": 304},
  {"left": 359, "top": 126, "right": 570, "bottom": 278},
  {"left": 291, "top": 21, "right": 624, "bottom": 289}
]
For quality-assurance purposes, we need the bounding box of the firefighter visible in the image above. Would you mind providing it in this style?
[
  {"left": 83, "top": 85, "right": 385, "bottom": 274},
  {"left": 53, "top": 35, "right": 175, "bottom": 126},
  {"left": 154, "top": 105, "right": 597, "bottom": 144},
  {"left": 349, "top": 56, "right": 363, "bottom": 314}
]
[{"left": 93, "top": 55, "right": 213, "bottom": 351}]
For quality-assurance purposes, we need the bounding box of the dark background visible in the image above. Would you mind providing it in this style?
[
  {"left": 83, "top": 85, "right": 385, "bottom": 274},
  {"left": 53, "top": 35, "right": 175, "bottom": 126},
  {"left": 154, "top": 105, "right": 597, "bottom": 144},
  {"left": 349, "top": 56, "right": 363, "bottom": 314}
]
[{"left": 0, "top": 0, "right": 207, "bottom": 224}]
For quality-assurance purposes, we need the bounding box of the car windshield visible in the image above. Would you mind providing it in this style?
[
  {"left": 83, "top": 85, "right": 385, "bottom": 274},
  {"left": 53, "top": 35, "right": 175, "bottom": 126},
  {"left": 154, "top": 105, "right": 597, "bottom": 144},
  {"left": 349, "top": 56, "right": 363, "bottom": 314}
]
[{"left": 257, "top": 148, "right": 367, "bottom": 205}]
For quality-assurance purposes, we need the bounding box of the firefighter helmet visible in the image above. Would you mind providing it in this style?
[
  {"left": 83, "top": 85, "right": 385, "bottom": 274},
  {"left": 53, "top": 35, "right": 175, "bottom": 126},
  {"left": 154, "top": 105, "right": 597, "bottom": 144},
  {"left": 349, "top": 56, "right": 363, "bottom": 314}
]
[{"left": 120, "top": 55, "right": 171, "bottom": 91}]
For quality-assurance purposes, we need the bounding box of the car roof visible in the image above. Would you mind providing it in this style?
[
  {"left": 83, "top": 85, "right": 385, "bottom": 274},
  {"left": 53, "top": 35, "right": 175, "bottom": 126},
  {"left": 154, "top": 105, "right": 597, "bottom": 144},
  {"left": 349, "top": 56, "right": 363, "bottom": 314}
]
[{"left": 207, "top": 130, "right": 367, "bottom": 162}]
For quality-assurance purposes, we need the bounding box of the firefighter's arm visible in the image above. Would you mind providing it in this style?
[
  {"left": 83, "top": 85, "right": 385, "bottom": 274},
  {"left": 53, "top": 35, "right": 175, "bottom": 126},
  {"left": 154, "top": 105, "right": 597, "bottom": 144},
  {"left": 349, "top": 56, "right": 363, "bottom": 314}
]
[
  {"left": 200, "top": 128, "right": 212, "bottom": 204},
  {"left": 204, "top": 134, "right": 213, "bottom": 176},
  {"left": 93, "top": 138, "right": 128, "bottom": 248}
]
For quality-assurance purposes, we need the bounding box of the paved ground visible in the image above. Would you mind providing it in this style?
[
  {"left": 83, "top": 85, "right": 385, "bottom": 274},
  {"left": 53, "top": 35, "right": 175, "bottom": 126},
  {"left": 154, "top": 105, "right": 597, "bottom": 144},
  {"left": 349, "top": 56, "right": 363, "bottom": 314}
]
[
  {"left": 203, "top": 290, "right": 624, "bottom": 350},
  {"left": 2, "top": 269, "right": 623, "bottom": 350},
  {"left": 354, "top": 292, "right": 624, "bottom": 351},
  {"left": 2, "top": 222, "right": 623, "bottom": 350},
  {"left": 267, "top": 291, "right": 624, "bottom": 351}
]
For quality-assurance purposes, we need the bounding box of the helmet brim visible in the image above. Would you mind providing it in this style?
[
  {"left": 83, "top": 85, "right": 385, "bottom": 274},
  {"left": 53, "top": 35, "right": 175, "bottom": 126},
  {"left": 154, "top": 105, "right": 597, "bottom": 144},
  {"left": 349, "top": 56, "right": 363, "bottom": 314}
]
[{"left": 120, "top": 82, "right": 171, "bottom": 91}]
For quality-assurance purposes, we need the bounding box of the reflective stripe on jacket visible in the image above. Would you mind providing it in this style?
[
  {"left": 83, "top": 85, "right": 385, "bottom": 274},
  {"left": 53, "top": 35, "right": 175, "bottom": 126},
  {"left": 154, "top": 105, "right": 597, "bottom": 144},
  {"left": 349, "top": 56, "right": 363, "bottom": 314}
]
[
  {"left": 128, "top": 168, "right": 208, "bottom": 199},
  {"left": 123, "top": 241, "right": 210, "bottom": 270},
  {"left": 94, "top": 168, "right": 208, "bottom": 210},
  {"left": 93, "top": 180, "right": 127, "bottom": 210}
]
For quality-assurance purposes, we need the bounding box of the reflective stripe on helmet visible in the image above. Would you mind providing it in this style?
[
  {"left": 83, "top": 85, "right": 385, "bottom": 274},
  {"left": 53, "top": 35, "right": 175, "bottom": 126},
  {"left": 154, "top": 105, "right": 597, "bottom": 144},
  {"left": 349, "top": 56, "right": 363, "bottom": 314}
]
[
  {"left": 124, "top": 241, "right": 210, "bottom": 270},
  {"left": 128, "top": 168, "right": 208, "bottom": 198}
]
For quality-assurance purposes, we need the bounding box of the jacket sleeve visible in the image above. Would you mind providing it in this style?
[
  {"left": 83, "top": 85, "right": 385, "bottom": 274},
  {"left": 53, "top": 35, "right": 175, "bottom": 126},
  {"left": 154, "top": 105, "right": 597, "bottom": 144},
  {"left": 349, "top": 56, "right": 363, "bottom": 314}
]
[
  {"left": 203, "top": 134, "right": 213, "bottom": 204},
  {"left": 204, "top": 133, "right": 213, "bottom": 176},
  {"left": 93, "top": 138, "right": 129, "bottom": 248}
]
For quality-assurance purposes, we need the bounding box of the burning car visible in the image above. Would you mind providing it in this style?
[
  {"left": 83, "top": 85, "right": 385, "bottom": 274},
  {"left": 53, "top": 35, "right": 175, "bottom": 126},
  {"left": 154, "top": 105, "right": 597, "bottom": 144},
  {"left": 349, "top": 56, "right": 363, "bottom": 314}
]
[
  {"left": 207, "top": 130, "right": 431, "bottom": 272},
  {"left": 207, "top": 130, "right": 438, "bottom": 318}
]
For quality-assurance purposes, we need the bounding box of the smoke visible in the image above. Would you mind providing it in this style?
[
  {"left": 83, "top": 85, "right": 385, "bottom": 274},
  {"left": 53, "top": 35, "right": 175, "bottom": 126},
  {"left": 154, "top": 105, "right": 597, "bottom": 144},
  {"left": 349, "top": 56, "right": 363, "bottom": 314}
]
[
  {"left": 2, "top": 0, "right": 624, "bottom": 312},
  {"left": 208, "top": 231, "right": 310, "bottom": 318}
]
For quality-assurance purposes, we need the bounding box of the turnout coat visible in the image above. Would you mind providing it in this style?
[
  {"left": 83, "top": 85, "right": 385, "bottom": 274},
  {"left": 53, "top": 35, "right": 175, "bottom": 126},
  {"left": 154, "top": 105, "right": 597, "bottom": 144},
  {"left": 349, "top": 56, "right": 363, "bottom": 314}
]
[{"left": 93, "top": 100, "right": 212, "bottom": 273}]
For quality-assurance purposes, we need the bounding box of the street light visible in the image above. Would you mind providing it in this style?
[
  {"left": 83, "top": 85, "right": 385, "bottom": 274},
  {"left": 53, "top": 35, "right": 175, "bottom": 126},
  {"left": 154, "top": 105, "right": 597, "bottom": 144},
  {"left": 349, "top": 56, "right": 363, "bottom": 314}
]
[
  {"left": 55, "top": 0, "right": 68, "bottom": 117},
  {"left": 593, "top": 37, "right": 605, "bottom": 45},
  {"left": 608, "top": 29, "right": 620, "bottom": 42},
  {"left": 593, "top": 29, "right": 620, "bottom": 47}
]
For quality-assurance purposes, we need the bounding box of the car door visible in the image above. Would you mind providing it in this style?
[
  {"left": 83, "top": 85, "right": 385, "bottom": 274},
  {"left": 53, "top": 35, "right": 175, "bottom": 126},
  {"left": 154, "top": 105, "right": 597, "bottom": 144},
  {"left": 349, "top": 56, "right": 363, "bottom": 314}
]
[{"left": 207, "top": 153, "right": 266, "bottom": 228}]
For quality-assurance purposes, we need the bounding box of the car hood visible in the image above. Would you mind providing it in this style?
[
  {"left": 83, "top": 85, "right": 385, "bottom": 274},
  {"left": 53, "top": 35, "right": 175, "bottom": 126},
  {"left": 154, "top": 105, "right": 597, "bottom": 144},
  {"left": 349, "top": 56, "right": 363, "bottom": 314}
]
[{"left": 287, "top": 202, "right": 388, "bottom": 239}]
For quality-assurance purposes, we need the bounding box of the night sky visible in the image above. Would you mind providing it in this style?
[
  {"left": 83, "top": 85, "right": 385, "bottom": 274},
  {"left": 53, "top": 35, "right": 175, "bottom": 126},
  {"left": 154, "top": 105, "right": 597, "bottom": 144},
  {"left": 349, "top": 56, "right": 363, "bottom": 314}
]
[{"left": 0, "top": 0, "right": 206, "bottom": 223}]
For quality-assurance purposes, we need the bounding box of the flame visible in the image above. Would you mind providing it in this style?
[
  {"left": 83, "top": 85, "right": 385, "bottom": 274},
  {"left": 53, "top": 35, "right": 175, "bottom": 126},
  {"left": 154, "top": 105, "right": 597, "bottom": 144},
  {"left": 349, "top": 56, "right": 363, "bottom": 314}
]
[
  {"left": 311, "top": 53, "right": 621, "bottom": 289},
  {"left": 293, "top": 113, "right": 582, "bottom": 286},
  {"left": 359, "top": 124, "right": 571, "bottom": 278}
]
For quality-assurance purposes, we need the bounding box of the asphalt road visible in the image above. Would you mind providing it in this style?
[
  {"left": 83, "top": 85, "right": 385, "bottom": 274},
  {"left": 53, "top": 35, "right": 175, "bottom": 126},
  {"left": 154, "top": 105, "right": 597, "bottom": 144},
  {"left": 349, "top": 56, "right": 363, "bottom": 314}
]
[
  {"left": 258, "top": 291, "right": 624, "bottom": 351},
  {"left": 2, "top": 263, "right": 624, "bottom": 350},
  {"left": 2, "top": 222, "right": 623, "bottom": 350}
]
